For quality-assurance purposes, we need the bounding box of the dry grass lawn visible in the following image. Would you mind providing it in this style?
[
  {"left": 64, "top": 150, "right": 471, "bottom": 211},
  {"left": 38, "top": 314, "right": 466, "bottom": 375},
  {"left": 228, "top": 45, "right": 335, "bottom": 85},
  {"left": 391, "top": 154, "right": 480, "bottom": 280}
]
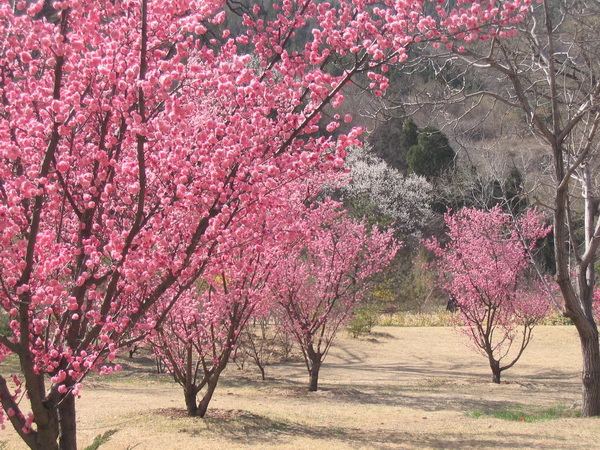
[{"left": 2, "top": 326, "right": 599, "bottom": 449}]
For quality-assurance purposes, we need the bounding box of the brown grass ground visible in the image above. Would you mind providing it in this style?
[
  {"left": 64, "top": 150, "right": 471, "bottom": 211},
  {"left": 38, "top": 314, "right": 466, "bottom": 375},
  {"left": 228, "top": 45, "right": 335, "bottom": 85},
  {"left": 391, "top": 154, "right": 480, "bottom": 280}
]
[{"left": 2, "top": 326, "right": 599, "bottom": 449}]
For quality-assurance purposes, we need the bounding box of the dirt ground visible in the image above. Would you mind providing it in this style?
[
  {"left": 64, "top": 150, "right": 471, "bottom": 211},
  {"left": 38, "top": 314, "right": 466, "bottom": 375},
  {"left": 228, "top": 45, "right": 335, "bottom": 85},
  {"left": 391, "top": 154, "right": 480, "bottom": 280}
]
[{"left": 2, "top": 326, "right": 599, "bottom": 449}]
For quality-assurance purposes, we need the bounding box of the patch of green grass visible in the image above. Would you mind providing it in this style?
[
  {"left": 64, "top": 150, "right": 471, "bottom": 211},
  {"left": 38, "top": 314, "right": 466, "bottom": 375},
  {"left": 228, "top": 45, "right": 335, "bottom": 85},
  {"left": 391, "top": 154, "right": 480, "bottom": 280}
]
[{"left": 467, "top": 406, "right": 581, "bottom": 423}]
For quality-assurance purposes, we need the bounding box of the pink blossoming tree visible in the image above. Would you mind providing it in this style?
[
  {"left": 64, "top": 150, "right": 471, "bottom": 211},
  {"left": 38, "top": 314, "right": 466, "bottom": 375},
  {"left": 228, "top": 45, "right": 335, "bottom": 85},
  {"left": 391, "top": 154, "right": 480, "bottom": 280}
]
[
  {"left": 426, "top": 207, "right": 552, "bottom": 383},
  {"left": 0, "top": 0, "right": 537, "bottom": 447},
  {"left": 149, "top": 244, "right": 276, "bottom": 418},
  {"left": 271, "top": 216, "right": 399, "bottom": 391}
]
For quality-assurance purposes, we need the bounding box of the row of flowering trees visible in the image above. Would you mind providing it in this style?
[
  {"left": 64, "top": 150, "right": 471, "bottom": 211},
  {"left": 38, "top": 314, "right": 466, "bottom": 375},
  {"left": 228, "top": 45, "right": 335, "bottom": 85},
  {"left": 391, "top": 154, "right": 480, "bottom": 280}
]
[
  {"left": 152, "top": 204, "right": 553, "bottom": 417},
  {"left": 150, "top": 188, "right": 398, "bottom": 417}
]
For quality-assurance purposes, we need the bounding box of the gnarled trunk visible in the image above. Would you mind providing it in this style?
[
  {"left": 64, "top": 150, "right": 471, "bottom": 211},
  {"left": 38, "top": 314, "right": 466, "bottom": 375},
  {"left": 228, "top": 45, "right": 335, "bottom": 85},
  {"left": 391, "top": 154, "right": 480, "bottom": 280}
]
[
  {"left": 487, "top": 352, "right": 501, "bottom": 384},
  {"left": 2, "top": 360, "right": 61, "bottom": 449},
  {"left": 303, "top": 345, "right": 324, "bottom": 392}
]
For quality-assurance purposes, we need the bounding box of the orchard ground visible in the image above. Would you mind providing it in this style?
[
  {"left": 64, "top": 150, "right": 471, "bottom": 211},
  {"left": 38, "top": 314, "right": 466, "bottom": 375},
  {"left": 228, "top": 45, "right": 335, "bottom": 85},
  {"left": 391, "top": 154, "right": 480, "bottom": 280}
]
[{"left": 2, "top": 326, "right": 598, "bottom": 449}]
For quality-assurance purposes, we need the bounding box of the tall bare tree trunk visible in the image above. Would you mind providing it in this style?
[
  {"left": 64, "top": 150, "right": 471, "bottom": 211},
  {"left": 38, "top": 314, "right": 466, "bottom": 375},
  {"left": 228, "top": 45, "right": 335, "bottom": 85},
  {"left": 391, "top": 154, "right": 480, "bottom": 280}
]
[
  {"left": 435, "top": 0, "right": 600, "bottom": 415},
  {"left": 575, "top": 321, "right": 600, "bottom": 416},
  {"left": 556, "top": 175, "right": 600, "bottom": 416}
]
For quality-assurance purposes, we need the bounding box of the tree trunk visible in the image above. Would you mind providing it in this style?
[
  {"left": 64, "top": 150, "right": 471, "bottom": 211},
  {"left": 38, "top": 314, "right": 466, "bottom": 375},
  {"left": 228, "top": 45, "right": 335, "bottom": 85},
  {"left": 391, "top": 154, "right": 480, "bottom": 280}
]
[
  {"left": 561, "top": 289, "right": 600, "bottom": 416},
  {"left": 184, "top": 388, "right": 198, "bottom": 417},
  {"left": 33, "top": 426, "right": 60, "bottom": 450},
  {"left": 488, "top": 355, "right": 501, "bottom": 384},
  {"left": 579, "top": 326, "right": 600, "bottom": 416},
  {"left": 57, "top": 393, "right": 77, "bottom": 450},
  {"left": 197, "top": 377, "right": 220, "bottom": 418},
  {"left": 555, "top": 243, "right": 600, "bottom": 415},
  {"left": 578, "top": 167, "right": 600, "bottom": 416},
  {"left": 182, "top": 344, "right": 198, "bottom": 417},
  {"left": 25, "top": 386, "right": 60, "bottom": 450},
  {"left": 197, "top": 348, "right": 232, "bottom": 418},
  {"left": 553, "top": 155, "right": 600, "bottom": 416},
  {"left": 491, "top": 367, "right": 501, "bottom": 384},
  {"left": 308, "top": 359, "right": 321, "bottom": 392}
]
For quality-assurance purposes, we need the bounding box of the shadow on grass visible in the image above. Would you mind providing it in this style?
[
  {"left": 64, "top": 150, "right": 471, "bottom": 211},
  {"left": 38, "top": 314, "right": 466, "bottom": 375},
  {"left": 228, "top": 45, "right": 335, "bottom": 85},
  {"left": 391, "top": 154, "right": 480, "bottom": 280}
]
[
  {"left": 361, "top": 331, "right": 398, "bottom": 340},
  {"left": 161, "top": 407, "right": 560, "bottom": 448},
  {"left": 217, "top": 373, "right": 566, "bottom": 418},
  {"left": 305, "top": 385, "right": 538, "bottom": 414},
  {"left": 321, "top": 358, "right": 579, "bottom": 394},
  {"left": 225, "top": 371, "right": 580, "bottom": 421}
]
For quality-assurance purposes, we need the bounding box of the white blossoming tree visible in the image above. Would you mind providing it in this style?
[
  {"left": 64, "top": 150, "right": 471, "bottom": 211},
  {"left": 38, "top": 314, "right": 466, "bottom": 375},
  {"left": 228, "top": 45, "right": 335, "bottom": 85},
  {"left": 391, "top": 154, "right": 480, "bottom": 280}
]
[{"left": 342, "top": 145, "right": 433, "bottom": 234}]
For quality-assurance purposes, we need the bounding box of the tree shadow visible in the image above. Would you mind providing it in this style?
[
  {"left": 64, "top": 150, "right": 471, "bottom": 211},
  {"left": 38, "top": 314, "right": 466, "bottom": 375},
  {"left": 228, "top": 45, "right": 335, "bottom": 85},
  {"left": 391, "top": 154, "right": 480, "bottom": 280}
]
[
  {"left": 164, "top": 407, "right": 562, "bottom": 448},
  {"left": 362, "top": 330, "right": 398, "bottom": 340},
  {"left": 305, "top": 384, "right": 540, "bottom": 414}
]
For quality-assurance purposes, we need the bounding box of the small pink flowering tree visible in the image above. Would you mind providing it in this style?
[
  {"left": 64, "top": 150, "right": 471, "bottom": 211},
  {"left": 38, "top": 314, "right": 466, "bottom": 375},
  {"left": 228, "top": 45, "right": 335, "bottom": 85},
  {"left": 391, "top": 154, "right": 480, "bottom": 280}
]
[
  {"left": 149, "top": 244, "right": 276, "bottom": 418},
  {"left": 271, "top": 216, "right": 399, "bottom": 391},
  {"left": 426, "top": 207, "right": 552, "bottom": 383}
]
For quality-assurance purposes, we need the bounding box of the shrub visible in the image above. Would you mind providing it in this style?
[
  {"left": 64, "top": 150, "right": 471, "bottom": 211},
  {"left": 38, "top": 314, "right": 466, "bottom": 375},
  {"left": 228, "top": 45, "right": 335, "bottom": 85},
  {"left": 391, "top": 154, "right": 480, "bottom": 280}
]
[{"left": 348, "top": 303, "right": 382, "bottom": 337}]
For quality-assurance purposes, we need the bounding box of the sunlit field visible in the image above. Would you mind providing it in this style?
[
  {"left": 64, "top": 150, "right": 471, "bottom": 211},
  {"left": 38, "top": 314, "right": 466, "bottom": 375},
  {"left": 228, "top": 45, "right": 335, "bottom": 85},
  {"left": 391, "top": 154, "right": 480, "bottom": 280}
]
[{"left": 2, "top": 326, "right": 597, "bottom": 449}]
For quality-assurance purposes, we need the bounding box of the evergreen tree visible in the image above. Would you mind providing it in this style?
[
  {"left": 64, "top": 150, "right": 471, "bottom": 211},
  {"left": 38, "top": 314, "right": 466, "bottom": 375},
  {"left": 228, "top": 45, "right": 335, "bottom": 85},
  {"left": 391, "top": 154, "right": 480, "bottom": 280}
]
[{"left": 407, "top": 126, "right": 455, "bottom": 180}]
